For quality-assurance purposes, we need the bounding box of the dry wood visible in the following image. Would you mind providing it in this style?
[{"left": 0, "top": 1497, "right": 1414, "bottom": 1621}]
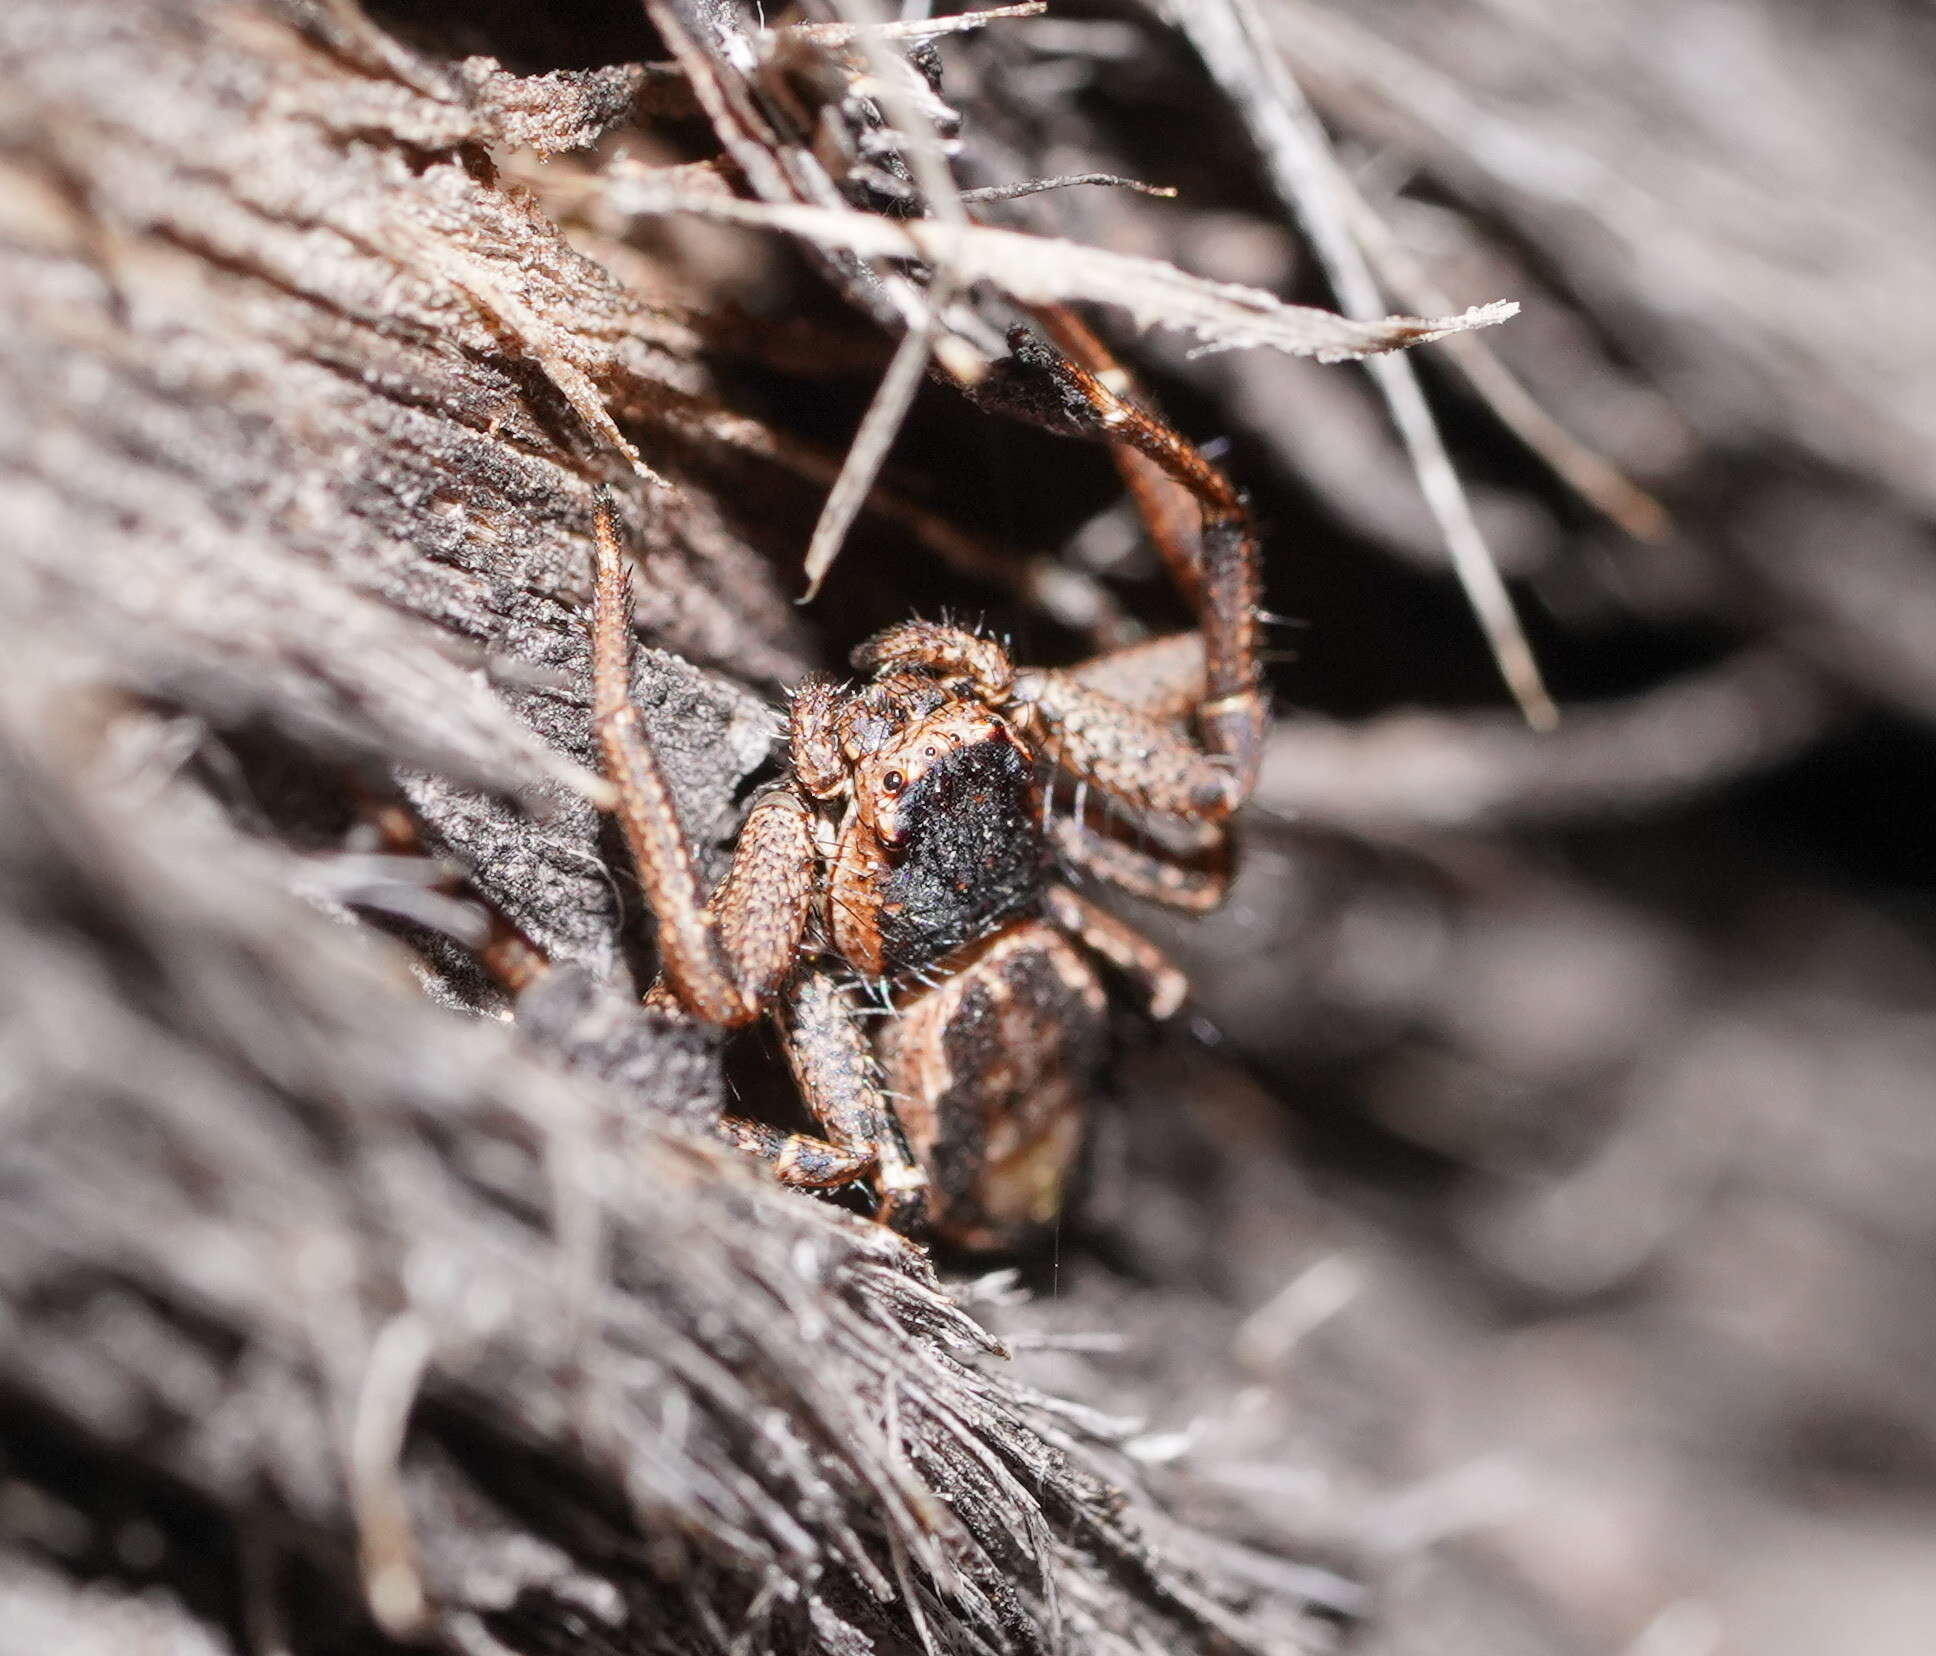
[{"left": 7, "top": 3, "right": 1936, "bottom": 1656}]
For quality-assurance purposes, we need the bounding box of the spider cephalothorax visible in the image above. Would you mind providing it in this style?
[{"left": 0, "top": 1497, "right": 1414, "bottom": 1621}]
[
  {"left": 805, "top": 650, "right": 1045, "bottom": 978},
  {"left": 587, "top": 327, "right": 1265, "bottom": 1248}
]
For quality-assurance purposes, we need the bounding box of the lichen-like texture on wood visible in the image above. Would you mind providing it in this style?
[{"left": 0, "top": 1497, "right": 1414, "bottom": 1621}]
[{"left": 7, "top": 2, "right": 1936, "bottom": 1655}]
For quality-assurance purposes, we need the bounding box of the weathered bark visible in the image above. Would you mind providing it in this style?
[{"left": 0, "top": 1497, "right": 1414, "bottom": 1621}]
[
  {"left": 2, "top": 4, "right": 1369, "bottom": 1652},
  {"left": 7, "top": 3, "right": 1936, "bottom": 1656}
]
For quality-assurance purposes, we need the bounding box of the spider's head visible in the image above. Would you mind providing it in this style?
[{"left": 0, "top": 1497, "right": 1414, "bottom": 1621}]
[
  {"left": 818, "top": 656, "right": 1047, "bottom": 976},
  {"left": 851, "top": 701, "right": 1020, "bottom": 848}
]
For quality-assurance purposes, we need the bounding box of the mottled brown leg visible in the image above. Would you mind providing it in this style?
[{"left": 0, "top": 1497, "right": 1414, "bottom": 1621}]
[
  {"left": 852, "top": 620, "right": 1013, "bottom": 703},
  {"left": 1019, "top": 667, "right": 1241, "bottom": 821},
  {"left": 714, "top": 1116, "right": 873, "bottom": 1189},
  {"left": 708, "top": 790, "right": 816, "bottom": 1010},
  {"left": 1035, "top": 306, "right": 1208, "bottom": 611},
  {"left": 1061, "top": 632, "right": 1207, "bottom": 723},
  {"left": 591, "top": 492, "right": 751, "bottom": 1025},
  {"left": 781, "top": 968, "right": 929, "bottom": 1231},
  {"left": 590, "top": 491, "right": 815, "bottom": 1027},
  {"left": 631, "top": 982, "right": 867, "bottom": 1187},
  {"left": 356, "top": 789, "right": 854, "bottom": 1189},
  {"left": 786, "top": 675, "right": 846, "bottom": 799},
  {"left": 1051, "top": 816, "right": 1229, "bottom": 914},
  {"left": 1017, "top": 316, "right": 1268, "bottom": 796},
  {"left": 1044, "top": 886, "right": 1189, "bottom": 1018}
]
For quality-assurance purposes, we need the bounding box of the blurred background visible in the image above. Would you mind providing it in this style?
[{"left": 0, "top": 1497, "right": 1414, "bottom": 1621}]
[{"left": 997, "top": 6, "right": 1936, "bottom": 1654}]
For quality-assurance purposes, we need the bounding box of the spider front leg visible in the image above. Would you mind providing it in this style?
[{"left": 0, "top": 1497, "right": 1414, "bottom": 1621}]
[
  {"left": 715, "top": 1117, "right": 873, "bottom": 1189},
  {"left": 1061, "top": 632, "right": 1211, "bottom": 725},
  {"left": 590, "top": 490, "right": 812, "bottom": 1028},
  {"left": 1016, "top": 666, "right": 1243, "bottom": 823},
  {"left": 1025, "top": 310, "right": 1269, "bottom": 799},
  {"left": 995, "top": 320, "right": 1269, "bottom": 808},
  {"left": 965, "top": 322, "right": 1271, "bottom": 910},
  {"left": 589, "top": 493, "right": 924, "bottom": 1221}
]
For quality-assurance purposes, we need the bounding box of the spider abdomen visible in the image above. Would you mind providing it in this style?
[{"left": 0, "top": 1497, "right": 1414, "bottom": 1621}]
[{"left": 882, "top": 921, "right": 1106, "bottom": 1248}]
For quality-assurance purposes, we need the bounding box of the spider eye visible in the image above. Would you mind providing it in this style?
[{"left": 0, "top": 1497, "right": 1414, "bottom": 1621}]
[{"left": 882, "top": 769, "right": 906, "bottom": 795}]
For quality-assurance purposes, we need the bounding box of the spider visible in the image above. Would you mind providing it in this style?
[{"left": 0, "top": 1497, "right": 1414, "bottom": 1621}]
[{"left": 590, "top": 326, "right": 1266, "bottom": 1249}]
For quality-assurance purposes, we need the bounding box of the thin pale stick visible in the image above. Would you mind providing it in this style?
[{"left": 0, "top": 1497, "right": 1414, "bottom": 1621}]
[
  {"left": 800, "top": 0, "right": 983, "bottom": 599},
  {"left": 784, "top": 2, "right": 1045, "bottom": 45},
  {"left": 1176, "top": 0, "right": 1557, "bottom": 728},
  {"left": 1335, "top": 182, "right": 1671, "bottom": 543}
]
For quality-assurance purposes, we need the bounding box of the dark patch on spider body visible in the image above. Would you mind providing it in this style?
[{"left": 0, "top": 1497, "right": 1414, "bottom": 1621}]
[
  {"left": 881, "top": 921, "right": 1107, "bottom": 1250},
  {"left": 875, "top": 732, "right": 1045, "bottom": 973}
]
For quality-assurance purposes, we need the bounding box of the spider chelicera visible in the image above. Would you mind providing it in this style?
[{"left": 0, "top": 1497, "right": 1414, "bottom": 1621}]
[{"left": 589, "top": 326, "right": 1265, "bottom": 1249}]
